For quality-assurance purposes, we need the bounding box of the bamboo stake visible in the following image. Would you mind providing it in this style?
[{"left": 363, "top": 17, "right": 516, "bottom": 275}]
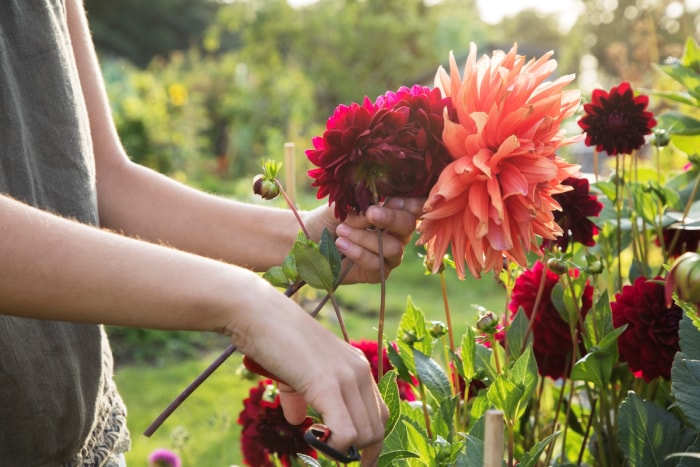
[
  {"left": 284, "top": 142, "right": 296, "bottom": 204},
  {"left": 484, "top": 410, "right": 505, "bottom": 467}
]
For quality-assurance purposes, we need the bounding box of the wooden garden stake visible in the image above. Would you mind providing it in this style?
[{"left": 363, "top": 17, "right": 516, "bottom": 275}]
[{"left": 484, "top": 409, "right": 505, "bottom": 467}]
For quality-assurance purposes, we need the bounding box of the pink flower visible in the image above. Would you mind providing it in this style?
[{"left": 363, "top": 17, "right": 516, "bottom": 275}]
[
  {"left": 417, "top": 43, "right": 582, "bottom": 278},
  {"left": 148, "top": 448, "right": 182, "bottom": 467},
  {"left": 351, "top": 338, "right": 417, "bottom": 401}
]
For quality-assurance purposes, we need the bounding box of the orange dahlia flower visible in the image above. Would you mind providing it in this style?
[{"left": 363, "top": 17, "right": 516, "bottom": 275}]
[{"left": 417, "top": 43, "right": 582, "bottom": 278}]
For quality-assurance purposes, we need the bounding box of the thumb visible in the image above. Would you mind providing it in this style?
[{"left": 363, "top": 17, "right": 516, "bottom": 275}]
[{"left": 278, "top": 383, "right": 309, "bottom": 425}]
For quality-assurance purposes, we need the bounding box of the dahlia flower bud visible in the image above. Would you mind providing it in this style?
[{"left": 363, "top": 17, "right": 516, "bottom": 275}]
[
  {"left": 584, "top": 254, "right": 604, "bottom": 275},
  {"left": 401, "top": 330, "right": 420, "bottom": 346},
  {"left": 547, "top": 257, "right": 567, "bottom": 275},
  {"left": 666, "top": 251, "right": 700, "bottom": 307},
  {"left": 429, "top": 320, "right": 448, "bottom": 339},
  {"left": 253, "top": 174, "right": 280, "bottom": 200},
  {"left": 652, "top": 128, "right": 671, "bottom": 148},
  {"left": 476, "top": 311, "right": 499, "bottom": 334}
]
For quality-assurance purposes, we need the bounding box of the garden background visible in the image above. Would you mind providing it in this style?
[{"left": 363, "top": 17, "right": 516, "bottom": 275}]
[{"left": 88, "top": 0, "right": 700, "bottom": 464}]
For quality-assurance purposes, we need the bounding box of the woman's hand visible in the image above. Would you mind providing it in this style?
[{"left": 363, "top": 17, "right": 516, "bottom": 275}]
[{"left": 305, "top": 197, "right": 425, "bottom": 284}]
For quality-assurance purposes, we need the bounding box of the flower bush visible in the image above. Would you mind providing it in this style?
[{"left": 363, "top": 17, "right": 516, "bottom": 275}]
[{"left": 194, "top": 38, "right": 700, "bottom": 466}]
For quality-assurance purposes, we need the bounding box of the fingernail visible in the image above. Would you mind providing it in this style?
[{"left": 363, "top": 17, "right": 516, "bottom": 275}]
[
  {"left": 336, "top": 223, "right": 351, "bottom": 237},
  {"left": 385, "top": 197, "right": 405, "bottom": 209},
  {"left": 335, "top": 237, "right": 350, "bottom": 251}
]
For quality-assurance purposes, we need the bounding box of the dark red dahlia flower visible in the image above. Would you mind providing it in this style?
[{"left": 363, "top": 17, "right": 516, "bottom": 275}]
[
  {"left": 578, "top": 81, "right": 656, "bottom": 156},
  {"left": 508, "top": 261, "right": 592, "bottom": 379},
  {"left": 659, "top": 225, "right": 700, "bottom": 258},
  {"left": 351, "top": 338, "right": 417, "bottom": 401},
  {"left": 549, "top": 177, "right": 603, "bottom": 250},
  {"left": 307, "top": 85, "right": 454, "bottom": 221},
  {"left": 612, "top": 276, "right": 682, "bottom": 382},
  {"left": 238, "top": 380, "right": 316, "bottom": 467}
]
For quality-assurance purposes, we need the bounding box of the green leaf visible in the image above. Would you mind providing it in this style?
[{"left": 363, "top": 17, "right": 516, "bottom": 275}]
[
  {"left": 292, "top": 241, "right": 334, "bottom": 292},
  {"left": 387, "top": 343, "right": 413, "bottom": 385},
  {"left": 617, "top": 392, "right": 694, "bottom": 466},
  {"left": 403, "top": 419, "right": 433, "bottom": 464},
  {"left": 508, "top": 346, "right": 538, "bottom": 403},
  {"left": 475, "top": 343, "right": 498, "bottom": 383},
  {"left": 487, "top": 376, "right": 523, "bottom": 422},
  {"left": 679, "top": 312, "right": 700, "bottom": 360},
  {"left": 432, "top": 395, "right": 459, "bottom": 442},
  {"left": 378, "top": 371, "right": 401, "bottom": 437},
  {"left": 262, "top": 265, "right": 291, "bottom": 288},
  {"left": 460, "top": 326, "right": 476, "bottom": 381},
  {"left": 413, "top": 348, "right": 452, "bottom": 402},
  {"left": 396, "top": 297, "right": 431, "bottom": 373},
  {"left": 657, "top": 112, "right": 700, "bottom": 136},
  {"left": 318, "top": 228, "right": 341, "bottom": 285},
  {"left": 461, "top": 434, "right": 485, "bottom": 467},
  {"left": 630, "top": 183, "right": 660, "bottom": 226},
  {"left": 281, "top": 254, "right": 298, "bottom": 282},
  {"left": 378, "top": 450, "right": 420, "bottom": 466},
  {"left": 518, "top": 431, "right": 560, "bottom": 467},
  {"left": 506, "top": 308, "right": 532, "bottom": 362},
  {"left": 671, "top": 354, "right": 700, "bottom": 432},
  {"left": 571, "top": 348, "right": 616, "bottom": 387}
]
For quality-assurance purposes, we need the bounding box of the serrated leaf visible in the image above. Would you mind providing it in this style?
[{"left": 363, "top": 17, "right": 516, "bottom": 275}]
[
  {"left": 403, "top": 419, "right": 433, "bottom": 464},
  {"left": 617, "top": 392, "right": 694, "bottom": 467},
  {"left": 487, "top": 376, "right": 523, "bottom": 422},
  {"left": 292, "top": 241, "right": 334, "bottom": 291},
  {"left": 679, "top": 312, "right": 700, "bottom": 360},
  {"left": 413, "top": 348, "right": 452, "bottom": 402},
  {"left": 378, "top": 450, "right": 420, "bottom": 466},
  {"left": 506, "top": 309, "right": 531, "bottom": 361},
  {"left": 281, "top": 254, "right": 298, "bottom": 282},
  {"left": 508, "top": 346, "right": 538, "bottom": 403},
  {"left": 518, "top": 431, "right": 560, "bottom": 467},
  {"left": 460, "top": 326, "right": 476, "bottom": 381},
  {"left": 378, "top": 371, "right": 401, "bottom": 437},
  {"left": 461, "top": 434, "right": 485, "bottom": 467},
  {"left": 671, "top": 354, "right": 700, "bottom": 432}
]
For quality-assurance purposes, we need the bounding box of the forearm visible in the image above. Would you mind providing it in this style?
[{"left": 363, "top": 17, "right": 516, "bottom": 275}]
[
  {"left": 96, "top": 159, "right": 307, "bottom": 271},
  {"left": 0, "top": 194, "right": 277, "bottom": 336}
]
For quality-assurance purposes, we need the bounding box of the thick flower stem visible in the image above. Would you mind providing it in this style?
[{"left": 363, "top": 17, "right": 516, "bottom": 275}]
[
  {"left": 521, "top": 259, "right": 550, "bottom": 354},
  {"left": 615, "top": 154, "right": 624, "bottom": 289}
]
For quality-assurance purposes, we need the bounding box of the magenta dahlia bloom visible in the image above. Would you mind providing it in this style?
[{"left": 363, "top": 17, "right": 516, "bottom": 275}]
[
  {"left": 578, "top": 81, "right": 656, "bottom": 156},
  {"left": 307, "top": 85, "right": 454, "bottom": 221},
  {"left": 612, "top": 276, "right": 682, "bottom": 382},
  {"left": 351, "top": 338, "right": 417, "bottom": 401},
  {"left": 238, "top": 380, "right": 316, "bottom": 466},
  {"left": 148, "top": 448, "right": 181, "bottom": 467},
  {"left": 549, "top": 176, "right": 603, "bottom": 250},
  {"left": 508, "top": 261, "right": 592, "bottom": 379}
]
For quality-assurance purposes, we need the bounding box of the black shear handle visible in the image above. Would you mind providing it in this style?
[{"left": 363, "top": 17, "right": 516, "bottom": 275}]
[{"left": 304, "top": 423, "right": 361, "bottom": 463}]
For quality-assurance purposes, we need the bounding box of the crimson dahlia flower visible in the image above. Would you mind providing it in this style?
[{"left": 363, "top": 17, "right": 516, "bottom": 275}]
[
  {"left": 612, "top": 276, "right": 682, "bottom": 382},
  {"left": 508, "top": 261, "right": 592, "bottom": 379},
  {"left": 418, "top": 43, "right": 581, "bottom": 278},
  {"left": 549, "top": 176, "right": 603, "bottom": 250},
  {"left": 351, "top": 338, "right": 417, "bottom": 401},
  {"left": 238, "top": 380, "right": 316, "bottom": 466},
  {"left": 307, "top": 85, "right": 454, "bottom": 221},
  {"left": 578, "top": 81, "right": 656, "bottom": 156}
]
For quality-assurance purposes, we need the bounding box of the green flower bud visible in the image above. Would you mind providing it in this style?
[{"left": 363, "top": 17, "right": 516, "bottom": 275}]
[
  {"left": 423, "top": 254, "right": 446, "bottom": 274},
  {"left": 547, "top": 257, "right": 567, "bottom": 275},
  {"left": 428, "top": 320, "right": 448, "bottom": 339},
  {"left": 253, "top": 174, "right": 280, "bottom": 200},
  {"left": 401, "top": 330, "right": 420, "bottom": 346},
  {"left": 584, "top": 254, "right": 604, "bottom": 275},
  {"left": 476, "top": 311, "right": 499, "bottom": 334},
  {"left": 667, "top": 252, "right": 700, "bottom": 305},
  {"left": 652, "top": 128, "right": 671, "bottom": 148}
]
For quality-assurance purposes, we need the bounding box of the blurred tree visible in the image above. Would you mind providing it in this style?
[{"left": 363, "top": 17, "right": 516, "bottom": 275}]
[
  {"left": 577, "top": 0, "right": 699, "bottom": 86},
  {"left": 84, "top": 0, "right": 218, "bottom": 67}
]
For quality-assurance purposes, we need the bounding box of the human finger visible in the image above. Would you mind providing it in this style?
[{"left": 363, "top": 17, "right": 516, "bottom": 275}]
[{"left": 278, "top": 383, "right": 309, "bottom": 425}]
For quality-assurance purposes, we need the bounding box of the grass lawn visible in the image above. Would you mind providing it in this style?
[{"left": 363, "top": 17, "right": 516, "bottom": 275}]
[
  {"left": 115, "top": 351, "right": 249, "bottom": 466},
  {"left": 114, "top": 245, "right": 509, "bottom": 464}
]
